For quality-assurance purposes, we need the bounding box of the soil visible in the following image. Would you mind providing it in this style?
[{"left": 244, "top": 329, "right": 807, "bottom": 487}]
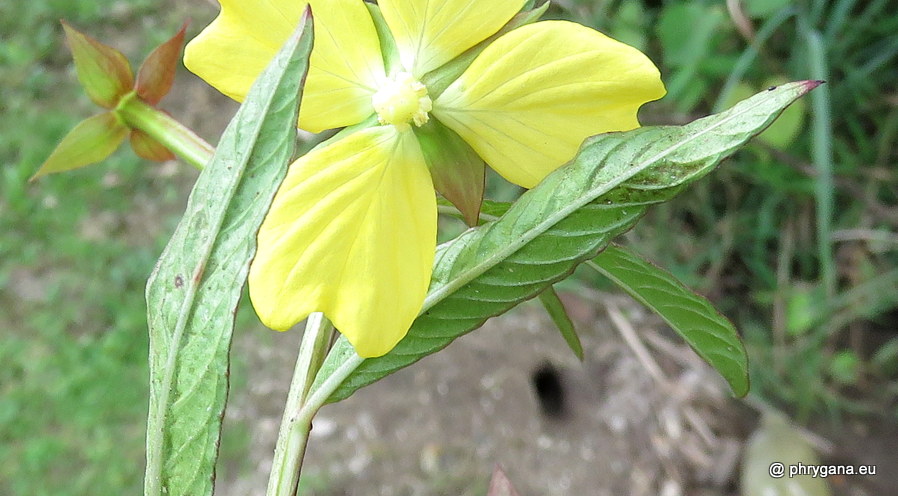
[{"left": 212, "top": 292, "right": 897, "bottom": 496}]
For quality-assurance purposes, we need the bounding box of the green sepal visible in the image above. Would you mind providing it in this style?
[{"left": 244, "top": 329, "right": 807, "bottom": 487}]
[
  {"left": 30, "top": 112, "right": 128, "bottom": 180},
  {"left": 415, "top": 119, "right": 485, "bottom": 226},
  {"left": 130, "top": 129, "right": 176, "bottom": 162},
  {"left": 422, "top": 2, "right": 551, "bottom": 98},
  {"left": 365, "top": 3, "right": 400, "bottom": 75},
  {"left": 538, "top": 286, "right": 584, "bottom": 361},
  {"left": 61, "top": 21, "right": 134, "bottom": 109},
  {"left": 136, "top": 22, "right": 188, "bottom": 106}
]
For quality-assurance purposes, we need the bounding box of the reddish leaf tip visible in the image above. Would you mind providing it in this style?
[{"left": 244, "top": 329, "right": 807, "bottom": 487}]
[
  {"left": 805, "top": 79, "right": 825, "bottom": 89},
  {"left": 487, "top": 464, "right": 521, "bottom": 496},
  {"left": 136, "top": 20, "right": 190, "bottom": 105},
  {"left": 800, "top": 80, "right": 825, "bottom": 94}
]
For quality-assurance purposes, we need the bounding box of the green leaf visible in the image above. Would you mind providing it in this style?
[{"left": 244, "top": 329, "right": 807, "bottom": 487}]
[
  {"left": 314, "top": 81, "right": 819, "bottom": 403},
  {"left": 537, "top": 287, "right": 584, "bottom": 361},
  {"left": 724, "top": 79, "right": 807, "bottom": 150},
  {"left": 758, "top": 78, "right": 807, "bottom": 149},
  {"left": 143, "top": 12, "right": 313, "bottom": 496},
  {"left": 62, "top": 21, "right": 134, "bottom": 108},
  {"left": 136, "top": 22, "right": 187, "bottom": 106},
  {"left": 785, "top": 283, "right": 824, "bottom": 336},
  {"left": 436, "top": 198, "right": 510, "bottom": 223},
  {"left": 588, "top": 245, "right": 748, "bottom": 396},
  {"left": 30, "top": 112, "right": 128, "bottom": 180},
  {"left": 829, "top": 350, "right": 859, "bottom": 385}
]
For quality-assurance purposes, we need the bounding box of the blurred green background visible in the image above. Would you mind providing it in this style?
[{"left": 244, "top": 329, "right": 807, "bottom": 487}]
[{"left": 2, "top": 0, "right": 896, "bottom": 494}]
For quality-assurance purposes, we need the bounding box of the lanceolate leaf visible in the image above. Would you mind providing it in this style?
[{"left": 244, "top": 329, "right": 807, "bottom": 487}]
[
  {"left": 143, "top": 13, "right": 313, "bottom": 496},
  {"left": 30, "top": 112, "right": 128, "bottom": 180},
  {"left": 62, "top": 21, "right": 134, "bottom": 108},
  {"left": 589, "top": 245, "right": 749, "bottom": 396},
  {"left": 537, "top": 287, "right": 584, "bottom": 361},
  {"left": 314, "top": 81, "right": 820, "bottom": 403},
  {"left": 136, "top": 22, "right": 188, "bottom": 106}
]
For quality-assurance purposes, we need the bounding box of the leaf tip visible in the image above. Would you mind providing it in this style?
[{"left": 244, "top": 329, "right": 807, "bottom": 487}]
[
  {"left": 487, "top": 464, "right": 521, "bottom": 496},
  {"left": 730, "top": 370, "right": 750, "bottom": 398},
  {"left": 776, "top": 80, "right": 824, "bottom": 97},
  {"left": 61, "top": 20, "right": 135, "bottom": 108},
  {"left": 135, "top": 20, "right": 190, "bottom": 105},
  {"left": 801, "top": 79, "right": 825, "bottom": 93}
]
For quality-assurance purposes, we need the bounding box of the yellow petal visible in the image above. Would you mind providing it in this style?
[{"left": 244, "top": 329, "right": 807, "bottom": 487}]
[
  {"left": 299, "top": 0, "right": 387, "bottom": 132},
  {"left": 184, "top": 0, "right": 385, "bottom": 133},
  {"left": 183, "top": 0, "right": 301, "bottom": 102},
  {"left": 248, "top": 127, "right": 436, "bottom": 358},
  {"left": 379, "top": 0, "right": 524, "bottom": 77},
  {"left": 433, "top": 21, "right": 666, "bottom": 188}
]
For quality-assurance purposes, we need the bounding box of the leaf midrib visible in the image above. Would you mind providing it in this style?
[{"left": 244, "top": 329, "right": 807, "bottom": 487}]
[
  {"left": 420, "top": 99, "right": 759, "bottom": 313},
  {"left": 147, "top": 30, "right": 302, "bottom": 495}
]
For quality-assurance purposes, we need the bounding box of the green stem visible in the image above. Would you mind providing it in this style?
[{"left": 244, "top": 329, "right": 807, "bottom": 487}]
[
  {"left": 296, "top": 353, "right": 365, "bottom": 422},
  {"left": 266, "top": 312, "right": 335, "bottom": 496},
  {"left": 801, "top": 21, "right": 836, "bottom": 302},
  {"left": 115, "top": 92, "right": 215, "bottom": 170}
]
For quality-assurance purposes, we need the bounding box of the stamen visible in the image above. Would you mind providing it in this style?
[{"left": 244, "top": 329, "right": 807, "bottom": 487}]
[{"left": 372, "top": 71, "right": 432, "bottom": 131}]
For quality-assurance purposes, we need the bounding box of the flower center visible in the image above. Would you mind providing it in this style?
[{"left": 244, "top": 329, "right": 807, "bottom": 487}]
[{"left": 372, "top": 71, "right": 432, "bottom": 131}]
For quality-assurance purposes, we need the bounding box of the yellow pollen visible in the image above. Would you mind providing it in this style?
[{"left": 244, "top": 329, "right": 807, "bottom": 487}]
[{"left": 372, "top": 71, "right": 432, "bottom": 130}]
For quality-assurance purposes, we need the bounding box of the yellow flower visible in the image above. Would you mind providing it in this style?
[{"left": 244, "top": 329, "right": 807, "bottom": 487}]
[{"left": 184, "top": 0, "right": 666, "bottom": 357}]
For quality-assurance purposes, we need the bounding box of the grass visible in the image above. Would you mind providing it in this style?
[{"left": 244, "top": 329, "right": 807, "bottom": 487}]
[
  {"left": 0, "top": 1, "right": 224, "bottom": 494},
  {"left": 565, "top": 0, "right": 898, "bottom": 420},
  {"left": 2, "top": 0, "right": 897, "bottom": 494}
]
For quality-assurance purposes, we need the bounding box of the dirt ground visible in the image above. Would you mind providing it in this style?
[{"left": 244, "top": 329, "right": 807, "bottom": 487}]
[{"left": 211, "top": 291, "right": 896, "bottom": 496}]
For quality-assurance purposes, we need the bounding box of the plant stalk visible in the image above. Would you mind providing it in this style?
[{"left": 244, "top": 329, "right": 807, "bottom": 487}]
[
  {"left": 115, "top": 92, "right": 215, "bottom": 170},
  {"left": 266, "top": 313, "right": 335, "bottom": 496}
]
